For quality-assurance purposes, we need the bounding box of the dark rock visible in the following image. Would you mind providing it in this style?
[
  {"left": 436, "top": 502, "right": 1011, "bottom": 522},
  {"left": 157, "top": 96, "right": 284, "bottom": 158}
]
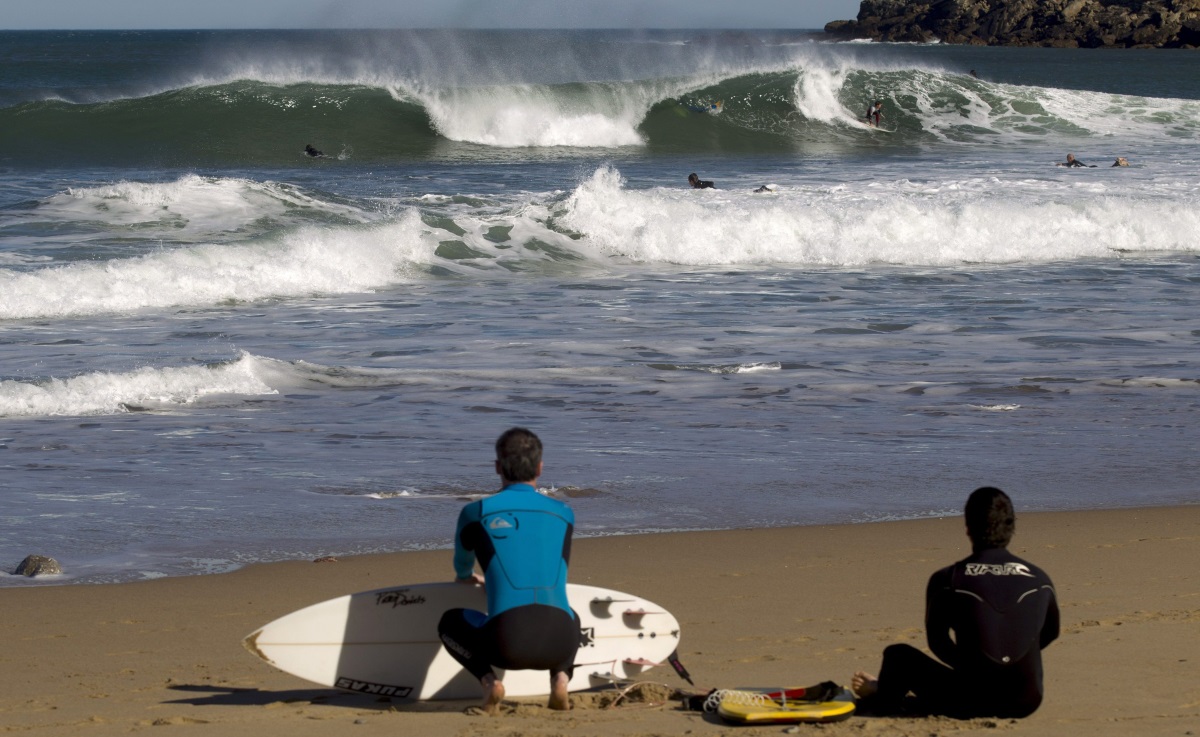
[
  {"left": 824, "top": 0, "right": 1200, "bottom": 48},
  {"left": 14, "top": 555, "right": 63, "bottom": 577},
  {"left": 824, "top": 19, "right": 866, "bottom": 38}
]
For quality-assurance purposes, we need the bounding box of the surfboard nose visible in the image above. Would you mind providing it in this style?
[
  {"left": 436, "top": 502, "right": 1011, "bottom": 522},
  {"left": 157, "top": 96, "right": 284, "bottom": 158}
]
[{"left": 242, "top": 629, "right": 271, "bottom": 663}]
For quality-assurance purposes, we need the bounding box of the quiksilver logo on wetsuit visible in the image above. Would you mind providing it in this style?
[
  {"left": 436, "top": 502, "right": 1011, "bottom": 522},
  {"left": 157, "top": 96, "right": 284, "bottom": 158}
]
[
  {"left": 488, "top": 517, "right": 513, "bottom": 529},
  {"left": 965, "top": 562, "right": 1034, "bottom": 577}
]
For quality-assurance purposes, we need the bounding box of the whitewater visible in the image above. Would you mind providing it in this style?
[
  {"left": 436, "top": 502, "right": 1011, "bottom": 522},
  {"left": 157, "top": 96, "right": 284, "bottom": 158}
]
[{"left": 1, "top": 29, "right": 1197, "bottom": 585}]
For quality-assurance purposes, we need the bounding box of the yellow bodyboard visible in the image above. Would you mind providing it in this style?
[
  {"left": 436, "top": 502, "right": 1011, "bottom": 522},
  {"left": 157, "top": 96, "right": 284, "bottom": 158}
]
[{"left": 716, "top": 692, "right": 855, "bottom": 724}]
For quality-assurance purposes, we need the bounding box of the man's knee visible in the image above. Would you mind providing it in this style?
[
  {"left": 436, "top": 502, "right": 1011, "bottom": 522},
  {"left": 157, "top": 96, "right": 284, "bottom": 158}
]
[
  {"left": 882, "top": 643, "right": 924, "bottom": 662},
  {"left": 437, "top": 609, "right": 473, "bottom": 659}
]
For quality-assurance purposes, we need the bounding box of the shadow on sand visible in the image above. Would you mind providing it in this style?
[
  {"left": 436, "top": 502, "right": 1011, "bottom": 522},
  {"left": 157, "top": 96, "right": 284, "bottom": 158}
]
[{"left": 164, "top": 684, "right": 471, "bottom": 713}]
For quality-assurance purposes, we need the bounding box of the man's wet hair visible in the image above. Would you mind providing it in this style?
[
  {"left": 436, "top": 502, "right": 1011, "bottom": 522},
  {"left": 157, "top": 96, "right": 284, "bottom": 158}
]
[
  {"left": 964, "top": 486, "right": 1015, "bottom": 549},
  {"left": 496, "top": 427, "right": 543, "bottom": 483}
]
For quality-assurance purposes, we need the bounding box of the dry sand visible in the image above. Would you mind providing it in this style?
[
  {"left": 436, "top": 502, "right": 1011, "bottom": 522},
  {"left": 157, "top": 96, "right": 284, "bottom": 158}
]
[{"left": 2, "top": 505, "right": 1198, "bottom": 736}]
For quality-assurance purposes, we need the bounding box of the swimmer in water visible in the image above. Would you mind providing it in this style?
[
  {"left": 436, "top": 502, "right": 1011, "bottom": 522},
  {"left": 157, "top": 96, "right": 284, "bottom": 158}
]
[{"left": 1056, "top": 153, "right": 1095, "bottom": 168}]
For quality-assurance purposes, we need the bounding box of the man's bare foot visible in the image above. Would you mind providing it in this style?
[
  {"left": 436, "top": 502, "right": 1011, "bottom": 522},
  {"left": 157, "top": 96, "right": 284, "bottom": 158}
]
[
  {"left": 850, "top": 671, "right": 878, "bottom": 699},
  {"left": 547, "top": 671, "right": 570, "bottom": 711},
  {"left": 481, "top": 674, "right": 505, "bottom": 715}
]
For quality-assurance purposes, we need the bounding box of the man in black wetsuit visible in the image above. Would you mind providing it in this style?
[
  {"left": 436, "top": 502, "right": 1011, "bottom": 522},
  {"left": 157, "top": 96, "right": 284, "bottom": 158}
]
[
  {"left": 688, "top": 173, "right": 714, "bottom": 189},
  {"left": 851, "top": 487, "right": 1059, "bottom": 719},
  {"left": 1056, "top": 153, "right": 1094, "bottom": 168}
]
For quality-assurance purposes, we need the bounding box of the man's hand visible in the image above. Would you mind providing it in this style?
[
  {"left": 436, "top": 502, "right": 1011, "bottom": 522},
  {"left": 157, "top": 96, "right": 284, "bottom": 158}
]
[{"left": 456, "top": 572, "right": 485, "bottom": 586}]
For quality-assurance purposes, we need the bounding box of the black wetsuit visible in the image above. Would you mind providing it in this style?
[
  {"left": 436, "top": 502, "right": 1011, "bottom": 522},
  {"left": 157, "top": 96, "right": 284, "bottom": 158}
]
[
  {"left": 690, "top": 179, "right": 714, "bottom": 189},
  {"left": 868, "top": 547, "right": 1059, "bottom": 719}
]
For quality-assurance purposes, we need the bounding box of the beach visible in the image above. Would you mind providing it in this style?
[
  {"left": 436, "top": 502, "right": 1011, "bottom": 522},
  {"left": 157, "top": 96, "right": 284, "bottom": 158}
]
[
  {"left": 2, "top": 29, "right": 1199, "bottom": 736},
  {"left": 3, "top": 505, "right": 1197, "bottom": 736}
]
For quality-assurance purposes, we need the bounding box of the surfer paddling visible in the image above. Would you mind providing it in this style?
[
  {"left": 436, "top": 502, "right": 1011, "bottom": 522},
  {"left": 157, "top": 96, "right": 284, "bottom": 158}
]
[
  {"left": 1056, "top": 153, "right": 1095, "bottom": 168},
  {"left": 437, "top": 428, "right": 580, "bottom": 714},
  {"left": 688, "top": 173, "right": 715, "bottom": 189},
  {"left": 851, "top": 487, "right": 1059, "bottom": 719}
]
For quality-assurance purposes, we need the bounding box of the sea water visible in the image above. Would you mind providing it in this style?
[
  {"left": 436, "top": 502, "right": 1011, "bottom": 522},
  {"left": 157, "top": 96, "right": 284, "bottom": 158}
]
[{"left": 1, "top": 30, "right": 1198, "bottom": 585}]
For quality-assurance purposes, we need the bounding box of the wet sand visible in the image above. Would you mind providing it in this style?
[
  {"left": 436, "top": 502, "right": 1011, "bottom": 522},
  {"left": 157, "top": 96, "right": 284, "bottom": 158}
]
[{"left": 2, "top": 505, "right": 1198, "bottom": 736}]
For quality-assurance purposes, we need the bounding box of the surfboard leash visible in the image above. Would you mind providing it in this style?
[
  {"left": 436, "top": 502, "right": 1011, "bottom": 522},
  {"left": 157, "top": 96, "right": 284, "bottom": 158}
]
[{"left": 666, "top": 649, "right": 694, "bottom": 686}]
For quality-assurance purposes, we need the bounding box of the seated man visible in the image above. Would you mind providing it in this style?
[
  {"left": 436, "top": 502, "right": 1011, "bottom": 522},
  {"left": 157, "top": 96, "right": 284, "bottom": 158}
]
[
  {"left": 437, "top": 428, "right": 580, "bottom": 714},
  {"left": 852, "top": 487, "right": 1059, "bottom": 719}
]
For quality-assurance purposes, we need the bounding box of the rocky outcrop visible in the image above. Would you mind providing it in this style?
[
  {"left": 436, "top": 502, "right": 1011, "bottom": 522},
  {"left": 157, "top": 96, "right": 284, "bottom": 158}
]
[
  {"left": 13, "top": 555, "right": 63, "bottom": 577},
  {"left": 825, "top": 0, "right": 1200, "bottom": 48}
]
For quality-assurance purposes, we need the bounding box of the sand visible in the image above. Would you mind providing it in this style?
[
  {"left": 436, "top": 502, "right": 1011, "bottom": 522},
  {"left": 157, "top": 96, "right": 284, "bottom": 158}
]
[{"left": 2, "top": 505, "right": 1198, "bottom": 736}]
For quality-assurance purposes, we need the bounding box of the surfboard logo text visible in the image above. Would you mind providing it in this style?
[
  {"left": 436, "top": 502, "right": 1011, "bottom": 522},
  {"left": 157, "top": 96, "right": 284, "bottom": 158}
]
[
  {"left": 375, "top": 589, "right": 428, "bottom": 608},
  {"left": 965, "top": 562, "right": 1034, "bottom": 577},
  {"left": 335, "top": 677, "right": 412, "bottom": 698}
]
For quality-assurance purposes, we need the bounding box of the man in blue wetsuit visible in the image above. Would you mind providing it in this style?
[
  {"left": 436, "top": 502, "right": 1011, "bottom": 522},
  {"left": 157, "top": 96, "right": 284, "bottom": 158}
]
[
  {"left": 851, "top": 487, "right": 1059, "bottom": 719},
  {"left": 437, "top": 428, "right": 580, "bottom": 714}
]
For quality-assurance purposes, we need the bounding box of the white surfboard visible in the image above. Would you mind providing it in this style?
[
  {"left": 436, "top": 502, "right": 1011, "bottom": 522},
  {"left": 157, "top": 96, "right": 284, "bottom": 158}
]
[{"left": 244, "top": 582, "right": 682, "bottom": 701}]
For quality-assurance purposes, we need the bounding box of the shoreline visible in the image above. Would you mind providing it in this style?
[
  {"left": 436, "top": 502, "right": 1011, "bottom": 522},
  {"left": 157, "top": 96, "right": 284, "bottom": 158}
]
[
  {"left": 9, "top": 500, "right": 1198, "bottom": 589},
  {"left": 2, "top": 505, "right": 1197, "bottom": 736}
]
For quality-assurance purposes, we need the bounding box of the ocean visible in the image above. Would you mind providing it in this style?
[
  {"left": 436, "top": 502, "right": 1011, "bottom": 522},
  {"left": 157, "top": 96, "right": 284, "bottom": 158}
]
[{"left": 1, "top": 30, "right": 1198, "bottom": 586}]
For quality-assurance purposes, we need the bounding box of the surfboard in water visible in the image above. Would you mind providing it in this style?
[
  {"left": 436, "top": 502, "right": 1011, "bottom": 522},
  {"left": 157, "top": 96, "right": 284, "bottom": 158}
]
[{"left": 244, "top": 582, "right": 682, "bottom": 701}]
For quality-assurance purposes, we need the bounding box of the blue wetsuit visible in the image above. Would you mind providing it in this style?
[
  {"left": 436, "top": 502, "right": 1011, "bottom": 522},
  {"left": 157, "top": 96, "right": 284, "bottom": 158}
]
[{"left": 437, "top": 483, "right": 580, "bottom": 679}]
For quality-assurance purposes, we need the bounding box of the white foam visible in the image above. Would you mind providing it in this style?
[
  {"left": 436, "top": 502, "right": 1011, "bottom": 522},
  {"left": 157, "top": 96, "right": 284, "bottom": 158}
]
[
  {"left": 1100, "top": 377, "right": 1200, "bottom": 389},
  {"left": 412, "top": 84, "right": 645, "bottom": 147},
  {"left": 559, "top": 166, "right": 1200, "bottom": 267},
  {"left": 0, "top": 210, "right": 435, "bottom": 320},
  {"left": 794, "top": 64, "right": 862, "bottom": 127},
  {"left": 0, "top": 353, "right": 277, "bottom": 418},
  {"left": 38, "top": 175, "right": 372, "bottom": 238}
]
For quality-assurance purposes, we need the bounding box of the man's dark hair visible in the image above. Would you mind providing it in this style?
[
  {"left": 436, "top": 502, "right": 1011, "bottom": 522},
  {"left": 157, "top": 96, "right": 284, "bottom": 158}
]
[
  {"left": 964, "top": 486, "right": 1015, "bottom": 550},
  {"left": 495, "top": 427, "right": 542, "bottom": 483}
]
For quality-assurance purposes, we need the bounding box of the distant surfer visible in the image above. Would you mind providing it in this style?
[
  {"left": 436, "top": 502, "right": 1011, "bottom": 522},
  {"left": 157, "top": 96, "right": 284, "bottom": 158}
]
[
  {"left": 1056, "top": 153, "right": 1095, "bottom": 168},
  {"left": 437, "top": 428, "right": 579, "bottom": 714},
  {"left": 969, "top": 69, "right": 978, "bottom": 78},
  {"left": 687, "top": 100, "right": 723, "bottom": 114},
  {"left": 851, "top": 487, "right": 1059, "bottom": 719},
  {"left": 753, "top": 184, "right": 777, "bottom": 193},
  {"left": 1112, "top": 156, "right": 1130, "bottom": 167},
  {"left": 865, "top": 100, "right": 884, "bottom": 128},
  {"left": 688, "top": 173, "right": 715, "bottom": 189},
  {"left": 304, "top": 144, "right": 325, "bottom": 158}
]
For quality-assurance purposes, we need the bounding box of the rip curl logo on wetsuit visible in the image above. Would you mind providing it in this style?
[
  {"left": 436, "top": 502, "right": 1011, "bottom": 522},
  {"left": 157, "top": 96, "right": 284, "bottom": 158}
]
[
  {"left": 965, "top": 562, "right": 1034, "bottom": 577},
  {"left": 374, "top": 589, "right": 427, "bottom": 608}
]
